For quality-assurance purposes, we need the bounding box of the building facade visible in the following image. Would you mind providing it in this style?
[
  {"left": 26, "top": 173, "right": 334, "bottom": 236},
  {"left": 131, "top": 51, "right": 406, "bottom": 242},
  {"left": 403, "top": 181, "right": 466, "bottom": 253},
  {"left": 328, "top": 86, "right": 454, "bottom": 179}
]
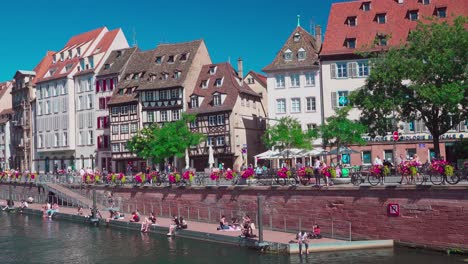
[
  {"left": 321, "top": 0, "right": 467, "bottom": 165},
  {"left": 0, "top": 109, "right": 13, "bottom": 171},
  {"left": 263, "top": 25, "right": 322, "bottom": 133},
  {"left": 187, "top": 62, "right": 267, "bottom": 171},
  {"left": 34, "top": 27, "right": 128, "bottom": 173}
]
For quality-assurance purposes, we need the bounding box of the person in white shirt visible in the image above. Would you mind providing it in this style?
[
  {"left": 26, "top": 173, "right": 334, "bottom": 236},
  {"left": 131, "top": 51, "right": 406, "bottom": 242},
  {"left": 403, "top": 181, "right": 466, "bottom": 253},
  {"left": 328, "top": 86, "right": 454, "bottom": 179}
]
[
  {"left": 313, "top": 158, "right": 321, "bottom": 186},
  {"left": 296, "top": 231, "right": 309, "bottom": 255},
  {"left": 374, "top": 156, "right": 383, "bottom": 166}
]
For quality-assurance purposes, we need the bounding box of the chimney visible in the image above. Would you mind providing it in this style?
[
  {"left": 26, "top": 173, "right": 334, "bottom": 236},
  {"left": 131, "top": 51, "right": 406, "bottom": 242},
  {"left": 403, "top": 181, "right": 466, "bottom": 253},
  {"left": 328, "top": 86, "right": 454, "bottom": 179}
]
[
  {"left": 315, "top": 25, "right": 322, "bottom": 48},
  {"left": 237, "top": 57, "right": 243, "bottom": 80}
]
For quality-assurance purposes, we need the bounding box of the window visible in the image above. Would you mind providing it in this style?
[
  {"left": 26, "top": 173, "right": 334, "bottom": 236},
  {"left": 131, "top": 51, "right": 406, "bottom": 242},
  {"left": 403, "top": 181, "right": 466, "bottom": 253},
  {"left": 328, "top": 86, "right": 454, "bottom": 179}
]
[
  {"left": 112, "top": 107, "right": 119, "bottom": 116},
  {"left": 332, "top": 63, "right": 348, "bottom": 78},
  {"left": 191, "top": 97, "right": 199, "bottom": 108},
  {"left": 377, "top": 35, "right": 388, "bottom": 46},
  {"left": 276, "top": 99, "right": 286, "bottom": 114},
  {"left": 167, "top": 55, "right": 174, "bottom": 63},
  {"left": 362, "top": 1, "right": 371, "bottom": 11},
  {"left": 172, "top": 110, "right": 180, "bottom": 121},
  {"left": 217, "top": 114, "right": 225, "bottom": 125},
  {"left": 409, "top": 10, "right": 418, "bottom": 21},
  {"left": 88, "top": 131, "right": 93, "bottom": 145},
  {"left": 79, "top": 132, "right": 83, "bottom": 145},
  {"left": 180, "top": 53, "right": 188, "bottom": 61},
  {"left": 209, "top": 66, "right": 217, "bottom": 75},
  {"left": 216, "top": 136, "right": 225, "bottom": 146},
  {"left": 38, "top": 135, "right": 43, "bottom": 148},
  {"left": 207, "top": 137, "right": 213, "bottom": 146},
  {"left": 112, "top": 125, "right": 119, "bottom": 134},
  {"left": 306, "top": 97, "right": 316, "bottom": 111},
  {"left": 357, "top": 61, "right": 369, "bottom": 77},
  {"left": 145, "top": 91, "right": 154, "bottom": 101},
  {"left": 436, "top": 7, "right": 446, "bottom": 18},
  {"left": 347, "top": 16, "right": 357, "bottom": 26},
  {"left": 46, "top": 101, "right": 51, "bottom": 114},
  {"left": 112, "top": 143, "right": 120, "bottom": 152},
  {"left": 171, "top": 89, "right": 179, "bottom": 99},
  {"left": 189, "top": 120, "right": 197, "bottom": 128},
  {"left": 87, "top": 94, "right": 93, "bottom": 109},
  {"left": 305, "top": 72, "right": 315, "bottom": 86},
  {"left": 338, "top": 91, "right": 350, "bottom": 107},
  {"left": 376, "top": 13, "right": 386, "bottom": 24},
  {"left": 160, "top": 90, "right": 168, "bottom": 100},
  {"left": 121, "top": 106, "right": 128, "bottom": 115},
  {"left": 104, "top": 63, "right": 110, "bottom": 69},
  {"left": 290, "top": 74, "right": 300, "bottom": 87},
  {"left": 215, "top": 78, "right": 223, "bottom": 87},
  {"left": 38, "top": 102, "right": 43, "bottom": 115},
  {"left": 275, "top": 75, "right": 285, "bottom": 88},
  {"left": 247, "top": 78, "right": 255, "bottom": 84},
  {"left": 89, "top": 56, "right": 94, "bottom": 68},
  {"left": 54, "top": 133, "right": 59, "bottom": 147},
  {"left": 406, "top": 148, "right": 416, "bottom": 160},
  {"left": 130, "top": 123, "right": 138, "bottom": 133},
  {"left": 160, "top": 111, "right": 168, "bottom": 122},
  {"left": 422, "top": 0, "right": 430, "bottom": 4},
  {"left": 77, "top": 47, "right": 81, "bottom": 57},
  {"left": 209, "top": 116, "right": 217, "bottom": 126},
  {"left": 174, "top": 71, "right": 181, "bottom": 79},
  {"left": 362, "top": 151, "right": 372, "bottom": 164},
  {"left": 147, "top": 112, "right": 154, "bottom": 122},
  {"left": 307, "top": 123, "right": 317, "bottom": 131},
  {"left": 201, "top": 80, "right": 209, "bottom": 88},
  {"left": 346, "top": 38, "right": 356, "bottom": 49},
  {"left": 293, "top": 32, "right": 301, "bottom": 42},
  {"left": 53, "top": 100, "right": 59, "bottom": 113},
  {"left": 213, "top": 94, "right": 221, "bottom": 106},
  {"left": 291, "top": 98, "right": 301, "bottom": 113},
  {"left": 120, "top": 124, "right": 129, "bottom": 134},
  {"left": 155, "top": 56, "right": 163, "bottom": 64},
  {"left": 284, "top": 49, "right": 292, "bottom": 61},
  {"left": 384, "top": 150, "right": 393, "bottom": 163},
  {"left": 298, "top": 48, "right": 306, "bottom": 60}
]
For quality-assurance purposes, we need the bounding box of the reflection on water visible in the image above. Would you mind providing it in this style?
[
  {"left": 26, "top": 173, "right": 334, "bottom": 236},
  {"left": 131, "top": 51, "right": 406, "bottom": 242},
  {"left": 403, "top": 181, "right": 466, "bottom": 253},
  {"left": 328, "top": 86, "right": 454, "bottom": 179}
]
[{"left": 0, "top": 212, "right": 464, "bottom": 264}]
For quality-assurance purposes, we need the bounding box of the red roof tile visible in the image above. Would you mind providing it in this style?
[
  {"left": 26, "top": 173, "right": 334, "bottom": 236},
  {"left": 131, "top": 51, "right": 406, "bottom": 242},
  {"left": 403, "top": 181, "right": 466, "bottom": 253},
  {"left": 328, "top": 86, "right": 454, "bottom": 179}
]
[
  {"left": 64, "top": 27, "right": 106, "bottom": 49},
  {"left": 33, "top": 51, "right": 55, "bottom": 84},
  {"left": 322, "top": 0, "right": 467, "bottom": 56},
  {"left": 246, "top": 71, "right": 267, "bottom": 87}
]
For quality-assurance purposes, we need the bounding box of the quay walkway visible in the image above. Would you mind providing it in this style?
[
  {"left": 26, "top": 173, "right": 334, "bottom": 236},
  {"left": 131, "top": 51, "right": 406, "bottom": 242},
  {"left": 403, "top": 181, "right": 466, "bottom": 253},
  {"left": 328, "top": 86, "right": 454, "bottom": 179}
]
[{"left": 20, "top": 203, "right": 393, "bottom": 254}]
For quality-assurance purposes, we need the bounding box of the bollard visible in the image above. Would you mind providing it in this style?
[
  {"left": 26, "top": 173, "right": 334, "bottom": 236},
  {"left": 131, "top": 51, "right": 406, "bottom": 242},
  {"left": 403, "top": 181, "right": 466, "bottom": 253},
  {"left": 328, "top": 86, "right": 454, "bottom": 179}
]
[
  {"left": 331, "top": 220, "right": 334, "bottom": 239},
  {"left": 257, "top": 195, "right": 264, "bottom": 243}
]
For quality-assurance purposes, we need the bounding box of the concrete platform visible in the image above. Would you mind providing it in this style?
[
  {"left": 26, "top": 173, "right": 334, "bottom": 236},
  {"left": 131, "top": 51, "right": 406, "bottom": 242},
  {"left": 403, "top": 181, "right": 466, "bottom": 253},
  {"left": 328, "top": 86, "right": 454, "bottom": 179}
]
[{"left": 16, "top": 203, "right": 393, "bottom": 254}]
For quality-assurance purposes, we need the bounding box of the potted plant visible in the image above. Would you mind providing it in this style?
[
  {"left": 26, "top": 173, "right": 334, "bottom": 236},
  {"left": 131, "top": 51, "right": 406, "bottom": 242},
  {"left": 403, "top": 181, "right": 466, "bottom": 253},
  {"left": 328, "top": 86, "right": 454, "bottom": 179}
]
[
  {"left": 210, "top": 171, "right": 221, "bottom": 186},
  {"left": 241, "top": 168, "right": 255, "bottom": 186},
  {"left": 169, "top": 172, "right": 181, "bottom": 185},
  {"left": 183, "top": 170, "right": 194, "bottom": 185}
]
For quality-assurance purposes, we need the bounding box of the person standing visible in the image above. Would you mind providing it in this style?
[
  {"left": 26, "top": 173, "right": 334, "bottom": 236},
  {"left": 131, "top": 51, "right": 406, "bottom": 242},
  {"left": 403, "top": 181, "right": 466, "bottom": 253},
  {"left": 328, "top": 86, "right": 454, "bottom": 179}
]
[
  {"left": 296, "top": 230, "right": 309, "bottom": 255},
  {"left": 374, "top": 156, "right": 383, "bottom": 166},
  {"left": 313, "top": 158, "right": 321, "bottom": 186}
]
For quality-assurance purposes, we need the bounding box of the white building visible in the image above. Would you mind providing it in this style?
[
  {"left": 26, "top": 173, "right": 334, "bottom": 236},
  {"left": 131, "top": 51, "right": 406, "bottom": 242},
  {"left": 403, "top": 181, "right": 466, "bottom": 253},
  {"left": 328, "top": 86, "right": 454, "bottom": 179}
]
[
  {"left": 34, "top": 27, "right": 128, "bottom": 173},
  {"left": 0, "top": 109, "right": 13, "bottom": 171},
  {"left": 263, "top": 24, "right": 322, "bottom": 133}
]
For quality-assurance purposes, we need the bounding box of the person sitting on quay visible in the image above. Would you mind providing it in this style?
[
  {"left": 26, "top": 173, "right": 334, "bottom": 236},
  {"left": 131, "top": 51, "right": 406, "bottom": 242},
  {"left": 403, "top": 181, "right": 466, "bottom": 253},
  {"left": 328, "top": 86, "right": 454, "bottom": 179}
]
[
  {"left": 46, "top": 203, "right": 59, "bottom": 218},
  {"left": 129, "top": 211, "right": 140, "bottom": 223},
  {"left": 241, "top": 215, "right": 255, "bottom": 238},
  {"left": 311, "top": 225, "right": 321, "bottom": 239},
  {"left": 1, "top": 199, "right": 14, "bottom": 211},
  {"left": 27, "top": 196, "right": 34, "bottom": 204},
  {"left": 179, "top": 216, "right": 188, "bottom": 229},
  {"left": 167, "top": 216, "right": 180, "bottom": 236},
  {"left": 141, "top": 212, "right": 157, "bottom": 233},
  {"left": 19, "top": 200, "right": 28, "bottom": 212},
  {"left": 295, "top": 230, "right": 309, "bottom": 255},
  {"left": 77, "top": 206, "right": 84, "bottom": 216},
  {"left": 218, "top": 215, "right": 230, "bottom": 230}
]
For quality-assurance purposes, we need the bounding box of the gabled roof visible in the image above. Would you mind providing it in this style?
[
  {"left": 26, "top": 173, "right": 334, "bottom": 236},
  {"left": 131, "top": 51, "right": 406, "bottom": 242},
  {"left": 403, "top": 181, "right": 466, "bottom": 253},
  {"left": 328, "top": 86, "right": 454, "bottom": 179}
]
[
  {"left": 97, "top": 47, "right": 139, "bottom": 77},
  {"left": 63, "top": 27, "right": 106, "bottom": 49},
  {"left": 263, "top": 26, "right": 320, "bottom": 72},
  {"left": 321, "top": 0, "right": 467, "bottom": 56},
  {"left": 32, "top": 51, "right": 55, "bottom": 84},
  {"left": 187, "top": 62, "right": 261, "bottom": 115},
  {"left": 246, "top": 70, "right": 267, "bottom": 87}
]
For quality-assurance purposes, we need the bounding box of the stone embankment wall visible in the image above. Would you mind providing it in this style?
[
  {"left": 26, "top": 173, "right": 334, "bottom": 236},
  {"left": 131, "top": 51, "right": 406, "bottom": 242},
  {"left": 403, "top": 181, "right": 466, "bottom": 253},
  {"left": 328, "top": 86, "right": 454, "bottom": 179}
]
[{"left": 1, "top": 183, "right": 467, "bottom": 251}]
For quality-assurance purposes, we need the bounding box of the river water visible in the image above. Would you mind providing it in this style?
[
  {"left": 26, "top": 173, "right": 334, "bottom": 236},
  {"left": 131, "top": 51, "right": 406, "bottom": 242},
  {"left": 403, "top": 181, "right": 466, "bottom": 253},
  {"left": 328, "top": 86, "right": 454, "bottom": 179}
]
[{"left": 0, "top": 212, "right": 464, "bottom": 264}]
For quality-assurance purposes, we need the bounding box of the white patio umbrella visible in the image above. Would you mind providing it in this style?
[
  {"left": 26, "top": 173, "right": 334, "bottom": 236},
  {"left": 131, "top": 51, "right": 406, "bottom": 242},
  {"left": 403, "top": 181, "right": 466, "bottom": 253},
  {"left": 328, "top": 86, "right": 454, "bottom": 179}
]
[
  {"left": 185, "top": 148, "right": 190, "bottom": 169},
  {"left": 208, "top": 145, "right": 215, "bottom": 169}
]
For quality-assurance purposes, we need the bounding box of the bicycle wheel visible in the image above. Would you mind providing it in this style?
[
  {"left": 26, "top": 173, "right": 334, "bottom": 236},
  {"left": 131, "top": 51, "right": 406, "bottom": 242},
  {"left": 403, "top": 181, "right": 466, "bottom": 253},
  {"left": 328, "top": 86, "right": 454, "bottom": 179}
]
[
  {"left": 430, "top": 171, "right": 443, "bottom": 185},
  {"left": 351, "top": 172, "right": 362, "bottom": 186},
  {"left": 368, "top": 174, "right": 380, "bottom": 186},
  {"left": 276, "top": 177, "right": 287, "bottom": 186},
  {"left": 446, "top": 172, "right": 460, "bottom": 185},
  {"left": 415, "top": 174, "right": 425, "bottom": 185}
]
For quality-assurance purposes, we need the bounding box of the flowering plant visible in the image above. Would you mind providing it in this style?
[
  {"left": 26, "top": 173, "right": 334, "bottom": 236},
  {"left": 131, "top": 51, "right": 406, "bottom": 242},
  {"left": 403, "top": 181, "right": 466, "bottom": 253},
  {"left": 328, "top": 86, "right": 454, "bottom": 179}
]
[
  {"left": 169, "top": 172, "right": 181, "bottom": 183},
  {"left": 58, "top": 169, "right": 66, "bottom": 175},
  {"left": 431, "top": 160, "right": 454, "bottom": 176},
  {"left": 29, "top": 173, "right": 36, "bottom": 180},
  {"left": 210, "top": 171, "right": 221, "bottom": 181},
  {"left": 321, "top": 166, "right": 337, "bottom": 178},
  {"left": 94, "top": 172, "right": 100, "bottom": 183},
  {"left": 277, "top": 167, "right": 291, "bottom": 179},
  {"left": 372, "top": 165, "right": 383, "bottom": 176},
  {"left": 150, "top": 171, "right": 159, "bottom": 181},
  {"left": 0, "top": 172, "right": 5, "bottom": 181},
  {"left": 135, "top": 173, "right": 143, "bottom": 183},
  {"left": 241, "top": 168, "right": 255, "bottom": 179},
  {"left": 85, "top": 174, "right": 95, "bottom": 184},
  {"left": 400, "top": 161, "right": 420, "bottom": 176},
  {"left": 224, "top": 170, "right": 236, "bottom": 180},
  {"left": 118, "top": 173, "right": 126, "bottom": 184},
  {"left": 183, "top": 171, "right": 194, "bottom": 181}
]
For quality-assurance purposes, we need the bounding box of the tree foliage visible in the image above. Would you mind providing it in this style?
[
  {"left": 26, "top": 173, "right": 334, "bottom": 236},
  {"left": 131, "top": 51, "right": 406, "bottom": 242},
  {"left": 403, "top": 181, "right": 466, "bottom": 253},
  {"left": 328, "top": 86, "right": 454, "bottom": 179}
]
[
  {"left": 320, "top": 106, "right": 367, "bottom": 149},
  {"left": 262, "top": 116, "right": 317, "bottom": 155},
  {"left": 351, "top": 16, "right": 468, "bottom": 157},
  {"left": 127, "top": 113, "right": 205, "bottom": 164}
]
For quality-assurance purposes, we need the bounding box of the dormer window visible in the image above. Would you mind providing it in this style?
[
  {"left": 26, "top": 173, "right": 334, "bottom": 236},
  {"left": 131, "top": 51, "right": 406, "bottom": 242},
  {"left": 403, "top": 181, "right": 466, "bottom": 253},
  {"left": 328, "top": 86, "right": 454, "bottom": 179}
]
[
  {"left": 60, "top": 52, "right": 64, "bottom": 61},
  {"left": 191, "top": 96, "right": 199, "bottom": 108},
  {"left": 116, "top": 50, "right": 122, "bottom": 57},
  {"left": 155, "top": 56, "right": 163, "bottom": 64},
  {"left": 345, "top": 38, "right": 356, "bottom": 49},
  {"left": 215, "top": 78, "right": 223, "bottom": 87},
  {"left": 436, "top": 7, "right": 446, "bottom": 18},
  {"left": 174, "top": 71, "right": 181, "bottom": 79},
  {"left": 397, "top": 0, "right": 404, "bottom": 3},
  {"left": 213, "top": 94, "right": 221, "bottom": 106},
  {"left": 209, "top": 66, "right": 217, "bottom": 75},
  {"left": 162, "top": 72, "right": 169, "bottom": 80},
  {"left": 132, "top": 73, "right": 139, "bottom": 80},
  {"left": 52, "top": 55, "right": 57, "bottom": 64},
  {"left": 180, "top": 53, "right": 188, "bottom": 61},
  {"left": 201, "top": 80, "right": 209, "bottom": 89},
  {"left": 49, "top": 69, "right": 56, "bottom": 76},
  {"left": 361, "top": 1, "right": 371, "bottom": 11},
  {"left": 408, "top": 10, "right": 419, "bottom": 21},
  {"left": 65, "top": 64, "right": 73, "bottom": 72},
  {"left": 298, "top": 48, "right": 306, "bottom": 60},
  {"left": 77, "top": 47, "right": 81, "bottom": 57},
  {"left": 422, "top": 0, "right": 430, "bottom": 5},
  {"left": 149, "top": 74, "right": 157, "bottom": 81},
  {"left": 293, "top": 32, "right": 301, "bottom": 42},
  {"left": 89, "top": 56, "right": 94, "bottom": 68},
  {"left": 284, "top": 49, "right": 292, "bottom": 61},
  {"left": 377, "top": 34, "right": 388, "bottom": 46},
  {"left": 167, "top": 55, "right": 174, "bottom": 63},
  {"left": 347, "top": 16, "right": 357, "bottom": 27},
  {"left": 68, "top": 50, "right": 72, "bottom": 59},
  {"left": 104, "top": 64, "right": 110, "bottom": 70},
  {"left": 376, "top": 13, "right": 386, "bottom": 24},
  {"left": 125, "top": 74, "right": 131, "bottom": 81}
]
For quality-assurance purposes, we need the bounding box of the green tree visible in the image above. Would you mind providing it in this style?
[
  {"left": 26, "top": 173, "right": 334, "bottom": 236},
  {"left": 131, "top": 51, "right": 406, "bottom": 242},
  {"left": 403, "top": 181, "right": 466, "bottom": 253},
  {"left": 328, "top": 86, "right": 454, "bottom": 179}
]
[
  {"left": 319, "top": 106, "right": 367, "bottom": 161},
  {"left": 351, "top": 16, "right": 468, "bottom": 157},
  {"left": 262, "top": 116, "right": 317, "bottom": 157},
  {"left": 127, "top": 113, "right": 205, "bottom": 164}
]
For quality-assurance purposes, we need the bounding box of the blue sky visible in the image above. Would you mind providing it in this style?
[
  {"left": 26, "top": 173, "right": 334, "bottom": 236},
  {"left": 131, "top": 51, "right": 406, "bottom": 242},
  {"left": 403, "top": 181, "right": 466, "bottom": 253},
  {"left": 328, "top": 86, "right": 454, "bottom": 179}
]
[{"left": 0, "top": 0, "right": 349, "bottom": 82}]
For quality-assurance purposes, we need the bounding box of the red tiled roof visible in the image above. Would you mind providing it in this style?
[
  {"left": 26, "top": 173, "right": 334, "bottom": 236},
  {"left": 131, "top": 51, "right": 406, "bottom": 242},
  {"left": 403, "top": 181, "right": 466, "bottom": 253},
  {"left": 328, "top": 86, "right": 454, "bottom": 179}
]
[
  {"left": 33, "top": 51, "right": 55, "bottom": 84},
  {"left": 187, "top": 63, "right": 261, "bottom": 115},
  {"left": 64, "top": 27, "right": 106, "bottom": 49},
  {"left": 93, "top": 29, "right": 120, "bottom": 55},
  {"left": 322, "top": 0, "right": 467, "bottom": 56},
  {"left": 246, "top": 70, "right": 267, "bottom": 87}
]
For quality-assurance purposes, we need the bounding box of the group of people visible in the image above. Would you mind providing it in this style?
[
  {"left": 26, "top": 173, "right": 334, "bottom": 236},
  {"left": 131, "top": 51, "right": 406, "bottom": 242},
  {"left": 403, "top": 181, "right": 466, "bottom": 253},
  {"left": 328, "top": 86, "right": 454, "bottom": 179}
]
[
  {"left": 374, "top": 153, "right": 423, "bottom": 184},
  {"left": 42, "top": 202, "right": 59, "bottom": 218},
  {"left": 217, "top": 214, "right": 256, "bottom": 238},
  {"left": 168, "top": 216, "right": 188, "bottom": 236}
]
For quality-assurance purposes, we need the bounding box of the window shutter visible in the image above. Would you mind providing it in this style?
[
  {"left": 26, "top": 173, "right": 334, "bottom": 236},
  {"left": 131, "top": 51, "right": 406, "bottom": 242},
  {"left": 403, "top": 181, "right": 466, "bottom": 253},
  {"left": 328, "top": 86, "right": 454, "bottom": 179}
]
[
  {"left": 98, "top": 136, "right": 102, "bottom": 149},
  {"left": 97, "top": 117, "right": 101, "bottom": 129},
  {"left": 104, "top": 116, "right": 108, "bottom": 128},
  {"left": 103, "top": 79, "right": 107, "bottom": 91},
  {"left": 110, "top": 79, "right": 114, "bottom": 90},
  {"left": 330, "top": 64, "right": 336, "bottom": 78},
  {"left": 331, "top": 92, "right": 337, "bottom": 109},
  {"left": 347, "top": 62, "right": 356, "bottom": 77},
  {"left": 96, "top": 80, "right": 100, "bottom": 93}
]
